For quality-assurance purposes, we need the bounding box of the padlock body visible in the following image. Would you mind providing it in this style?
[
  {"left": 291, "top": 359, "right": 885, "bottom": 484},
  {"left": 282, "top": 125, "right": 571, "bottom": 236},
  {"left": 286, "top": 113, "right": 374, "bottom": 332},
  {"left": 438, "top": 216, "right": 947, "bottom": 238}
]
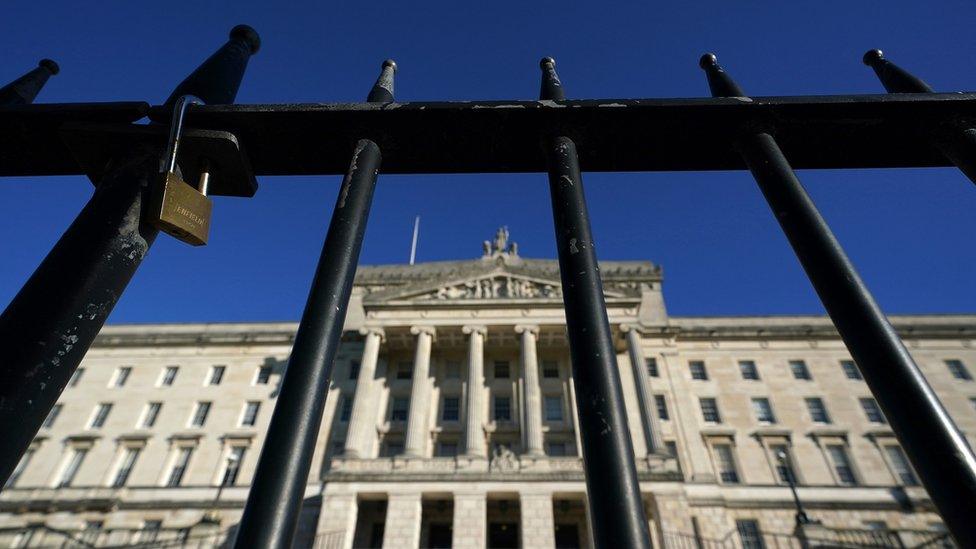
[{"left": 148, "top": 173, "right": 212, "bottom": 246}]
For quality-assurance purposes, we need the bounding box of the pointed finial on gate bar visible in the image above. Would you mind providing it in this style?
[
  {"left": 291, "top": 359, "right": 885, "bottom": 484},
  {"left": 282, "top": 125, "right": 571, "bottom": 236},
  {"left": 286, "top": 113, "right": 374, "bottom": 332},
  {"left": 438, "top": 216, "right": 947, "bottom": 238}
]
[
  {"left": 862, "top": 49, "right": 934, "bottom": 93},
  {"left": 164, "top": 24, "right": 261, "bottom": 105},
  {"left": 0, "top": 59, "right": 60, "bottom": 106},
  {"left": 699, "top": 53, "right": 746, "bottom": 98},
  {"left": 367, "top": 59, "right": 397, "bottom": 103},
  {"left": 539, "top": 56, "right": 565, "bottom": 101}
]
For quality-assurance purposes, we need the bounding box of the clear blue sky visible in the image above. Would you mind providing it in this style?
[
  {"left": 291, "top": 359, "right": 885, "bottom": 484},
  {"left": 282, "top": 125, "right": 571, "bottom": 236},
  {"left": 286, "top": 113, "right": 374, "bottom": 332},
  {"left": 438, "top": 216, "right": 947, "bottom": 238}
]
[{"left": 1, "top": 1, "right": 974, "bottom": 323}]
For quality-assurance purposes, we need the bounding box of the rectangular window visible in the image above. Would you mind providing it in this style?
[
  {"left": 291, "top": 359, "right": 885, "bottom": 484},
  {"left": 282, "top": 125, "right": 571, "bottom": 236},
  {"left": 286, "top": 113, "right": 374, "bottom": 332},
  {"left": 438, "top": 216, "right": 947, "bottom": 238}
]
[
  {"left": 208, "top": 366, "right": 225, "bottom": 386},
  {"left": 494, "top": 361, "right": 510, "bottom": 379},
  {"left": 43, "top": 404, "right": 62, "bottom": 428},
  {"left": 161, "top": 366, "right": 179, "bottom": 386},
  {"left": 5, "top": 449, "right": 33, "bottom": 488},
  {"left": 655, "top": 395, "right": 669, "bottom": 421},
  {"left": 348, "top": 360, "right": 361, "bottom": 380},
  {"left": 190, "top": 402, "right": 211, "bottom": 427},
  {"left": 805, "top": 398, "right": 831, "bottom": 423},
  {"left": 790, "top": 360, "right": 812, "bottom": 380},
  {"left": 544, "top": 396, "right": 563, "bottom": 421},
  {"left": 946, "top": 359, "right": 972, "bottom": 381},
  {"left": 166, "top": 447, "right": 194, "bottom": 487},
  {"left": 770, "top": 444, "right": 797, "bottom": 484},
  {"left": 739, "top": 360, "right": 760, "bottom": 380},
  {"left": 58, "top": 448, "right": 88, "bottom": 487},
  {"left": 884, "top": 445, "right": 919, "bottom": 486},
  {"left": 494, "top": 396, "right": 512, "bottom": 421},
  {"left": 113, "top": 366, "right": 132, "bottom": 388},
  {"left": 69, "top": 368, "right": 84, "bottom": 388},
  {"left": 542, "top": 360, "right": 560, "bottom": 378},
  {"left": 827, "top": 444, "right": 857, "bottom": 485},
  {"left": 255, "top": 366, "right": 272, "bottom": 384},
  {"left": 445, "top": 360, "right": 461, "bottom": 379},
  {"left": 752, "top": 398, "right": 776, "bottom": 423},
  {"left": 645, "top": 358, "right": 659, "bottom": 378},
  {"left": 436, "top": 442, "right": 458, "bottom": 457},
  {"left": 396, "top": 361, "right": 413, "bottom": 380},
  {"left": 89, "top": 403, "right": 112, "bottom": 429},
  {"left": 391, "top": 397, "right": 409, "bottom": 422},
  {"left": 222, "top": 446, "right": 246, "bottom": 485},
  {"left": 141, "top": 402, "right": 162, "bottom": 428},
  {"left": 112, "top": 447, "right": 141, "bottom": 487},
  {"left": 548, "top": 442, "right": 567, "bottom": 457},
  {"left": 736, "top": 520, "right": 764, "bottom": 549},
  {"left": 689, "top": 360, "right": 708, "bottom": 380},
  {"left": 442, "top": 397, "right": 460, "bottom": 422},
  {"left": 700, "top": 397, "right": 721, "bottom": 423},
  {"left": 241, "top": 401, "right": 260, "bottom": 427},
  {"left": 339, "top": 395, "right": 353, "bottom": 422},
  {"left": 841, "top": 360, "right": 862, "bottom": 380},
  {"left": 860, "top": 397, "right": 886, "bottom": 424},
  {"left": 713, "top": 444, "right": 739, "bottom": 484}
]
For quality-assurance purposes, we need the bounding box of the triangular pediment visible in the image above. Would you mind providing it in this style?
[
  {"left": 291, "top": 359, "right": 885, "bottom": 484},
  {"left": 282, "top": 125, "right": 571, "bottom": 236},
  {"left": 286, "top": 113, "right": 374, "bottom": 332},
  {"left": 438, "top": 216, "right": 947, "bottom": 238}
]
[{"left": 369, "top": 269, "right": 627, "bottom": 303}]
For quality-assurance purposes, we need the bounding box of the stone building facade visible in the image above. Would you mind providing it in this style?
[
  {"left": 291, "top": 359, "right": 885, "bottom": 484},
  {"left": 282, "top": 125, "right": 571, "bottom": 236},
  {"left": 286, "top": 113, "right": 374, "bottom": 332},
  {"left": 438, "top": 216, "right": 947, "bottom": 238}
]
[{"left": 0, "top": 232, "right": 972, "bottom": 547}]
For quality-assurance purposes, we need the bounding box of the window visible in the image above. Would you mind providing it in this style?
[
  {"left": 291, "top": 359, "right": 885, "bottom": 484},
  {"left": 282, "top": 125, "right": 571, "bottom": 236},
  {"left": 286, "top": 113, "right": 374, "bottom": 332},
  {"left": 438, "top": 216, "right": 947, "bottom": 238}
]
[
  {"left": 43, "top": 404, "right": 62, "bottom": 428},
  {"left": 542, "top": 360, "right": 560, "bottom": 378},
  {"left": 161, "top": 366, "right": 179, "bottom": 386},
  {"left": 860, "top": 398, "right": 886, "bottom": 424},
  {"left": 383, "top": 439, "right": 404, "bottom": 457},
  {"left": 113, "top": 366, "right": 132, "bottom": 388},
  {"left": 141, "top": 402, "right": 162, "bottom": 428},
  {"left": 494, "top": 361, "right": 510, "bottom": 379},
  {"left": 436, "top": 441, "right": 458, "bottom": 457},
  {"left": 208, "top": 366, "right": 225, "bottom": 386},
  {"left": 655, "top": 395, "right": 669, "bottom": 421},
  {"left": 548, "top": 442, "right": 567, "bottom": 457},
  {"left": 752, "top": 398, "right": 776, "bottom": 423},
  {"left": 736, "top": 520, "right": 764, "bottom": 549},
  {"left": 69, "top": 368, "right": 84, "bottom": 387},
  {"left": 442, "top": 397, "right": 460, "bottom": 422},
  {"left": 138, "top": 521, "right": 162, "bottom": 544},
  {"left": 713, "top": 444, "right": 739, "bottom": 484},
  {"left": 790, "top": 360, "right": 812, "bottom": 380},
  {"left": 241, "top": 401, "right": 260, "bottom": 427},
  {"left": 665, "top": 440, "right": 681, "bottom": 473},
  {"left": 689, "top": 360, "right": 708, "bottom": 380},
  {"left": 5, "top": 449, "right": 33, "bottom": 488},
  {"left": 827, "top": 444, "right": 857, "bottom": 485},
  {"left": 946, "top": 359, "right": 972, "bottom": 381},
  {"left": 339, "top": 395, "right": 353, "bottom": 422},
  {"left": 545, "top": 396, "right": 563, "bottom": 421},
  {"left": 841, "top": 360, "right": 862, "bottom": 380},
  {"left": 700, "top": 397, "right": 721, "bottom": 423},
  {"left": 770, "top": 444, "right": 797, "bottom": 484},
  {"left": 739, "top": 360, "right": 760, "bottom": 380},
  {"left": 348, "top": 360, "right": 361, "bottom": 380},
  {"left": 396, "top": 361, "right": 413, "bottom": 380},
  {"left": 645, "top": 358, "right": 659, "bottom": 378},
  {"left": 89, "top": 403, "right": 112, "bottom": 429},
  {"left": 884, "top": 445, "right": 919, "bottom": 486},
  {"left": 190, "top": 402, "right": 211, "bottom": 427},
  {"left": 494, "top": 396, "right": 512, "bottom": 421},
  {"left": 445, "top": 360, "right": 461, "bottom": 379},
  {"left": 111, "top": 447, "right": 141, "bottom": 487},
  {"left": 166, "top": 447, "right": 194, "bottom": 487},
  {"left": 57, "top": 448, "right": 88, "bottom": 487},
  {"left": 390, "top": 397, "right": 409, "bottom": 421},
  {"left": 255, "top": 366, "right": 272, "bottom": 384},
  {"left": 805, "top": 398, "right": 831, "bottom": 424},
  {"left": 222, "top": 446, "right": 246, "bottom": 485}
]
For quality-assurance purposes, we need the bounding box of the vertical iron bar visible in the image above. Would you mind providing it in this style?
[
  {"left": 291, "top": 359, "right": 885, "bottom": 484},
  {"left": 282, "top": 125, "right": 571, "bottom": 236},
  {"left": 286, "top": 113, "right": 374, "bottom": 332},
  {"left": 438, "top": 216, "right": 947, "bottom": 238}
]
[
  {"left": 702, "top": 53, "right": 976, "bottom": 546},
  {"left": 0, "top": 26, "right": 259, "bottom": 488},
  {"left": 0, "top": 59, "right": 59, "bottom": 105},
  {"left": 233, "top": 60, "right": 395, "bottom": 549},
  {"left": 539, "top": 57, "right": 651, "bottom": 549}
]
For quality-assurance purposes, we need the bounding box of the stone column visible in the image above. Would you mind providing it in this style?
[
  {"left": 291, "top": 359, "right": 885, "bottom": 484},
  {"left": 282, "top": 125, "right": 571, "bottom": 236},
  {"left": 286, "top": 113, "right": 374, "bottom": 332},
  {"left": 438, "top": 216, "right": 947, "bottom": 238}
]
[
  {"left": 343, "top": 327, "right": 384, "bottom": 458},
  {"left": 462, "top": 325, "right": 487, "bottom": 458},
  {"left": 382, "top": 493, "right": 423, "bottom": 549},
  {"left": 516, "top": 325, "right": 544, "bottom": 457},
  {"left": 520, "top": 492, "right": 556, "bottom": 548},
  {"left": 452, "top": 492, "right": 487, "bottom": 548},
  {"left": 621, "top": 324, "right": 665, "bottom": 456},
  {"left": 404, "top": 326, "right": 435, "bottom": 458},
  {"left": 316, "top": 492, "right": 358, "bottom": 549}
]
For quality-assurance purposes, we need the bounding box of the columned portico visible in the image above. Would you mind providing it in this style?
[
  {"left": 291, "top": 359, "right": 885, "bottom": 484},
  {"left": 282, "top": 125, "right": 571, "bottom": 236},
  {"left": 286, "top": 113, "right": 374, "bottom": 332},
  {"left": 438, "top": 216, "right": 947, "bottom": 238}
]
[
  {"left": 344, "top": 327, "right": 384, "bottom": 458},
  {"left": 404, "top": 326, "right": 436, "bottom": 458},
  {"left": 462, "top": 325, "right": 487, "bottom": 458},
  {"left": 516, "top": 324, "right": 545, "bottom": 457},
  {"left": 621, "top": 324, "right": 665, "bottom": 456}
]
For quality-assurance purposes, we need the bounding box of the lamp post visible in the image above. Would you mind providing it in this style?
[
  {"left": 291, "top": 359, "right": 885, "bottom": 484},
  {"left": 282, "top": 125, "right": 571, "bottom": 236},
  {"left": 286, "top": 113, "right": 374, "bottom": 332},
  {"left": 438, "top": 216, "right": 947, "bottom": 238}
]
[{"left": 777, "top": 450, "right": 810, "bottom": 526}]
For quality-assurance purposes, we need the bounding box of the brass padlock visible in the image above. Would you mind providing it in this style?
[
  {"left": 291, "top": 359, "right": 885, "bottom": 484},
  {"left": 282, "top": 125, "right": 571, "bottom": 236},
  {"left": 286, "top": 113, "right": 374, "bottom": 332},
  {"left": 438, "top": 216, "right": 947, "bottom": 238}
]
[{"left": 147, "top": 95, "right": 213, "bottom": 246}]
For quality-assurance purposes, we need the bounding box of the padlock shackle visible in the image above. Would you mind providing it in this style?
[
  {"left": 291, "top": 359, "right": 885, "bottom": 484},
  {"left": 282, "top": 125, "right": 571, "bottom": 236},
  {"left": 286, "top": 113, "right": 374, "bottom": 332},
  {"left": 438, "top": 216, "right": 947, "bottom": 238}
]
[{"left": 162, "top": 95, "right": 202, "bottom": 174}]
